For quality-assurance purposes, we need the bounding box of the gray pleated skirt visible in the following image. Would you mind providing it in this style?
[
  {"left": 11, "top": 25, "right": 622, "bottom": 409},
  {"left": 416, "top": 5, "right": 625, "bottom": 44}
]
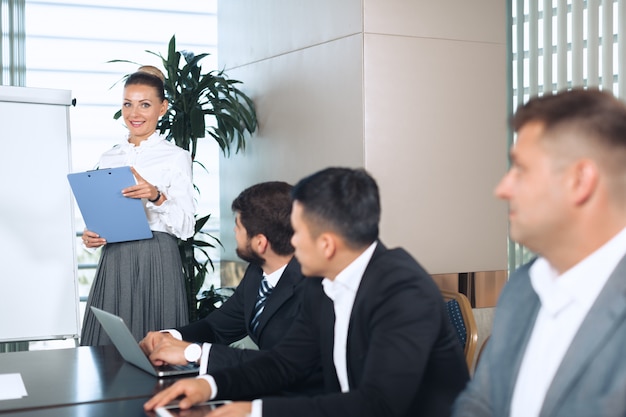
[{"left": 80, "top": 231, "right": 189, "bottom": 346}]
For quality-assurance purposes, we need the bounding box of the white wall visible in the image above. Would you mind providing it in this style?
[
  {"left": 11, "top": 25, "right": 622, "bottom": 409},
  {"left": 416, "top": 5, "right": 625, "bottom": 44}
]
[{"left": 218, "top": 0, "right": 507, "bottom": 275}]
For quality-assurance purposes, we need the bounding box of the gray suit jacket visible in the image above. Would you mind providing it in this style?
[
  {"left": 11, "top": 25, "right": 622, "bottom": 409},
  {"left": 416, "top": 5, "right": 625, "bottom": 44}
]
[{"left": 453, "top": 256, "right": 626, "bottom": 417}]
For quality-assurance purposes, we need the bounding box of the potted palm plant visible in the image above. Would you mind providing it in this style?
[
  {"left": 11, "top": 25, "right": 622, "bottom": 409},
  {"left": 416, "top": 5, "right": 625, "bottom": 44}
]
[{"left": 111, "top": 35, "right": 257, "bottom": 321}]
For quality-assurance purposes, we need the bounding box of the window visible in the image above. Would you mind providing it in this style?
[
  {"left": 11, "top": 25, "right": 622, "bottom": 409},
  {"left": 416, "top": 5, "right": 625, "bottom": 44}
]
[
  {"left": 508, "top": 0, "right": 625, "bottom": 270},
  {"left": 1, "top": 0, "right": 25, "bottom": 85}
]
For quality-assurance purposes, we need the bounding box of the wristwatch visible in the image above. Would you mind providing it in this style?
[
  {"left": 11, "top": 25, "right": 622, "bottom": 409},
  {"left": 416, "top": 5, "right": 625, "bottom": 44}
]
[
  {"left": 148, "top": 187, "right": 161, "bottom": 203},
  {"left": 183, "top": 343, "right": 202, "bottom": 363}
]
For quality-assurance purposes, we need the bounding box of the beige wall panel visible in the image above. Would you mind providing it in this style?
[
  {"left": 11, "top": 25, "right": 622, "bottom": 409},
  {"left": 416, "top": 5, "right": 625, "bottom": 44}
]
[
  {"left": 219, "top": 0, "right": 363, "bottom": 69},
  {"left": 364, "top": 34, "right": 508, "bottom": 274},
  {"left": 219, "top": 35, "right": 365, "bottom": 260},
  {"left": 431, "top": 273, "right": 459, "bottom": 292},
  {"left": 364, "top": 0, "right": 504, "bottom": 43}
]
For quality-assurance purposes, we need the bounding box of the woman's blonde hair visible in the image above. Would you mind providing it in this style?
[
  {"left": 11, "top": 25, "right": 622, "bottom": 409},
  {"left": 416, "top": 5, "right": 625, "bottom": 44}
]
[{"left": 137, "top": 65, "right": 165, "bottom": 82}]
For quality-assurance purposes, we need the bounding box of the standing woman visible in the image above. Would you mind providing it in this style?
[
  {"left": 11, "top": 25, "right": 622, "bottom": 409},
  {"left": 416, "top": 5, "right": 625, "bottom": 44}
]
[{"left": 80, "top": 66, "right": 196, "bottom": 346}]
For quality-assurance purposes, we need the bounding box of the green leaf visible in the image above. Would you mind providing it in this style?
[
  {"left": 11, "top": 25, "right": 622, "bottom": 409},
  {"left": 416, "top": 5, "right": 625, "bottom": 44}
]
[{"left": 190, "top": 106, "right": 206, "bottom": 139}]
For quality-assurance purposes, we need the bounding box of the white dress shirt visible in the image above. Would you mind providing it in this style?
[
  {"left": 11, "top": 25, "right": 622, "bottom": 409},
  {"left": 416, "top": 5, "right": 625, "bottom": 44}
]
[
  {"left": 262, "top": 264, "right": 285, "bottom": 291},
  {"left": 510, "top": 226, "right": 626, "bottom": 417},
  {"left": 97, "top": 132, "right": 196, "bottom": 239},
  {"left": 322, "top": 241, "right": 377, "bottom": 392}
]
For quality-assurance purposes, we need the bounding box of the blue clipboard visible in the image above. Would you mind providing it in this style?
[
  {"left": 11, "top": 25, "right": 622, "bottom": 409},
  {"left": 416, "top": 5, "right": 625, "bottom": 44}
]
[{"left": 67, "top": 166, "right": 153, "bottom": 243}]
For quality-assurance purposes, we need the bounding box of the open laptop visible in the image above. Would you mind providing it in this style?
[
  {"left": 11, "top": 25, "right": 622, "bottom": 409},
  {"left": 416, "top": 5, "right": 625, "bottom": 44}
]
[{"left": 90, "top": 307, "right": 199, "bottom": 377}]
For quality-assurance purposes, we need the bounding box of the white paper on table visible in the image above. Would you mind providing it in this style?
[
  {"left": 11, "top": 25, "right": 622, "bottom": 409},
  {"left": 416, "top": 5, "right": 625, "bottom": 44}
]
[{"left": 0, "top": 373, "right": 28, "bottom": 400}]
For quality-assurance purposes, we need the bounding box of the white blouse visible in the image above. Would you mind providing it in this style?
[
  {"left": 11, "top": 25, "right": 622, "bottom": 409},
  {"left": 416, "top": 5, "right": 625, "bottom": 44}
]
[{"left": 97, "top": 132, "right": 196, "bottom": 240}]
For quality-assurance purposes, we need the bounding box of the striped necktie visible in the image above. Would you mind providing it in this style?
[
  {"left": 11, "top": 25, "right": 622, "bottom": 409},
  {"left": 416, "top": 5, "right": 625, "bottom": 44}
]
[{"left": 250, "top": 277, "right": 273, "bottom": 336}]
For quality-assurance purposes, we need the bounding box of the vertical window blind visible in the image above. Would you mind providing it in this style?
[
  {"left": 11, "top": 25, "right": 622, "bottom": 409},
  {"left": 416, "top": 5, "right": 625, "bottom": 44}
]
[
  {"left": 0, "top": 0, "right": 25, "bottom": 85},
  {"left": 509, "top": 0, "right": 625, "bottom": 270}
]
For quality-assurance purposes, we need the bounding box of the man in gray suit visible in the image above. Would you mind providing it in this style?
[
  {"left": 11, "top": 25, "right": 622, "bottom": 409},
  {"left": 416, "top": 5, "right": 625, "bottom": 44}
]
[{"left": 453, "top": 88, "right": 626, "bottom": 417}]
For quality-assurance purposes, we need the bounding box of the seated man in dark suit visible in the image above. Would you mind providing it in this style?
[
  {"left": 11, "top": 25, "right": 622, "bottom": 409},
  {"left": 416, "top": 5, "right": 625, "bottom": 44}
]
[
  {"left": 145, "top": 167, "right": 469, "bottom": 417},
  {"left": 140, "top": 182, "right": 320, "bottom": 392}
]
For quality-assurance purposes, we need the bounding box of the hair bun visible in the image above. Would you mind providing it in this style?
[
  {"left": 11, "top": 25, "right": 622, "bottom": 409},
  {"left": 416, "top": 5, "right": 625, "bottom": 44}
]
[{"left": 137, "top": 65, "right": 165, "bottom": 82}]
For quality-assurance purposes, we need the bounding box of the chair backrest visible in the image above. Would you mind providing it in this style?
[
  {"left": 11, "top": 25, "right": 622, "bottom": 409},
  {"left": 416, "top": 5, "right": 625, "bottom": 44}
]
[{"left": 441, "top": 290, "right": 478, "bottom": 370}]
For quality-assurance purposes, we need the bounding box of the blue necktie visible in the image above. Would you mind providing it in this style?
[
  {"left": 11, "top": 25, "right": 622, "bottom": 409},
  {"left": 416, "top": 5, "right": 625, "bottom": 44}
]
[{"left": 250, "top": 277, "right": 273, "bottom": 336}]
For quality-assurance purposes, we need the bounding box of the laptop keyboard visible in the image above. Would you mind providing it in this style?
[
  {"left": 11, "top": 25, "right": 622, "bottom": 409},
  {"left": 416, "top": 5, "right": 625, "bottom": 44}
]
[{"left": 162, "top": 363, "right": 198, "bottom": 372}]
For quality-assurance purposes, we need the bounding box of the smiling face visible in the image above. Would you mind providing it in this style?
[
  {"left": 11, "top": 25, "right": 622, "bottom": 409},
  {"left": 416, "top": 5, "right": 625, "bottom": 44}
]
[
  {"left": 494, "top": 121, "right": 572, "bottom": 254},
  {"left": 122, "top": 83, "right": 168, "bottom": 143}
]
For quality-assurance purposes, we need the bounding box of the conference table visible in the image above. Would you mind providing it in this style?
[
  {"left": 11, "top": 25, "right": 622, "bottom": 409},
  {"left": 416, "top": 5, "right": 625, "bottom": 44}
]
[{"left": 0, "top": 345, "right": 186, "bottom": 416}]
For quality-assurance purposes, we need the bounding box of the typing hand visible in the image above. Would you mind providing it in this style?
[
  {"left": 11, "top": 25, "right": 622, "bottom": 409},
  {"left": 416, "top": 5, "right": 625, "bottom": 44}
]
[
  {"left": 139, "top": 331, "right": 173, "bottom": 356},
  {"left": 149, "top": 337, "right": 192, "bottom": 366},
  {"left": 144, "top": 378, "right": 212, "bottom": 411}
]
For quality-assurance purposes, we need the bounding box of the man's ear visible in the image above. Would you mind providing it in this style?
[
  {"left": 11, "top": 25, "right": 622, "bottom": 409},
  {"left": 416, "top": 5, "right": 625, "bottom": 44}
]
[
  {"left": 318, "top": 232, "right": 337, "bottom": 260},
  {"left": 570, "top": 159, "right": 599, "bottom": 205},
  {"left": 252, "top": 234, "right": 269, "bottom": 254}
]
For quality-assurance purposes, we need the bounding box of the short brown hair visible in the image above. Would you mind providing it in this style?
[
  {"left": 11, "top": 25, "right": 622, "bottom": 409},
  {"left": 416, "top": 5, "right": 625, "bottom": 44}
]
[
  {"left": 231, "top": 182, "right": 294, "bottom": 256},
  {"left": 512, "top": 88, "right": 626, "bottom": 178},
  {"left": 512, "top": 88, "right": 626, "bottom": 151}
]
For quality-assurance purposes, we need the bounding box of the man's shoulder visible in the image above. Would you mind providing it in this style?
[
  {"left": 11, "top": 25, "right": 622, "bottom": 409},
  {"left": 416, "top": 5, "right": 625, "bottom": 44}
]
[
  {"left": 236, "top": 263, "right": 264, "bottom": 287},
  {"left": 282, "top": 257, "right": 306, "bottom": 281},
  {"left": 359, "top": 244, "right": 437, "bottom": 300},
  {"left": 242, "top": 262, "right": 263, "bottom": 277},
  {"left": 369, "top": 245, "right": 430, "bottom": 278}
]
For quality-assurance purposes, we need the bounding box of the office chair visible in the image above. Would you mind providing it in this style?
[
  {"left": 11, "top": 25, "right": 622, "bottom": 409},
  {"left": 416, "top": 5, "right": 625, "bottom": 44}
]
[{"left": 441, "top": 290, "right": 478, "bottom": 370}]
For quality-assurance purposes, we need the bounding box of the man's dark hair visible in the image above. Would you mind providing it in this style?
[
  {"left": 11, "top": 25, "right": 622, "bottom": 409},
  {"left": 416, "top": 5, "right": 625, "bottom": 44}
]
[
  {"left": 291, "top": 167, "right": 380, "bottom": 249},
  {"left": 511, "top": 88, "right": 626, "bottom": 151},
  {"left": 231, "top": 181, "right": 294, "bottom": 256}
]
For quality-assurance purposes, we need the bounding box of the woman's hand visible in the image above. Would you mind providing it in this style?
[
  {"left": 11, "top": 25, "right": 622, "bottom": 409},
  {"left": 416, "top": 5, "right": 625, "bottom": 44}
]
[
  {"left": 83, "top": 229, "right": 106, "bottom": 248},
  {"left": 122, "top": 167, "right": 163, "bottom": 204}
]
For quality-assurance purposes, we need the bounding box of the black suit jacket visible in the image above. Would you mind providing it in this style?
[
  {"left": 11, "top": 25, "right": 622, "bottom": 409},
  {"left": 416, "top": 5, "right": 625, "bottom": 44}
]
[
  {"left": 211, "top": 243, "right": 470, "bottom": 417},
  {"left": 177, "top": 257, "right": 307, "bottom": 371}
]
